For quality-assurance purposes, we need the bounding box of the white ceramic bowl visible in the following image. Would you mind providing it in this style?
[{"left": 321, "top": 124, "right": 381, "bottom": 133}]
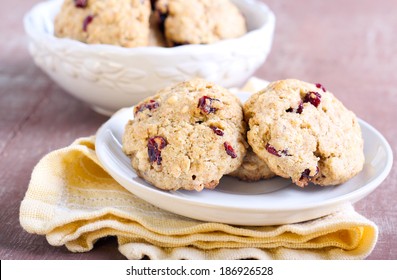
[{"left": 24, "top": 0, "right": 275, "bottom": 116}]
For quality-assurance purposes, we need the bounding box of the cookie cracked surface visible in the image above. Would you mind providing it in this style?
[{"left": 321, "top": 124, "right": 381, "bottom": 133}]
[
  {"left": 244, "top": 79, "right": 364, "bottom": 187},
  {"left": 123, "top": 79, "right": 247, "bottom": 191}
]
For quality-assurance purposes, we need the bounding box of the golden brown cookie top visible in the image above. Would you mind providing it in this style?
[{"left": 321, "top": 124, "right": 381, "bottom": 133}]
[
  {"left": 244, "top": 79, "right": 364, "bottom": 187},
  {"left": 55, "top": 0, "right": 151, "bottom": 47},
  {"left": 154, "top": 0, "right": 247, "bottom": 46},
  {"left": 123, "top": 79, "right": 247, "bottom": 191}
]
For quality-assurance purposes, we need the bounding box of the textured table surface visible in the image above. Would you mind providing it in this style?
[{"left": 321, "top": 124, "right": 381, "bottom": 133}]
[{"left": 0, "top": 0, "right": 396, "bottom": 259}]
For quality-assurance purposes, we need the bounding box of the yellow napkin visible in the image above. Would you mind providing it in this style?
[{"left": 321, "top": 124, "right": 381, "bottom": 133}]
[
  {"left": 19, "top": 137, "right": 378, "bottom": 260},
  {"left": 19, "top": 79, "right": 378, "bottom": 260}
]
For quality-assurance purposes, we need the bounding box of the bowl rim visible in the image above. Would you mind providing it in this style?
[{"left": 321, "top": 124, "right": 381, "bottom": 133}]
[{"left": 24, "top": 0, "right": 276, "bottom": 55}]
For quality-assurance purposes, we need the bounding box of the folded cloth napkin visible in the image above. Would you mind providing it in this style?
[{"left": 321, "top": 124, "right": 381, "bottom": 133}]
[{"left": 19, "top": 78, "right": 378, "bottom": 260}]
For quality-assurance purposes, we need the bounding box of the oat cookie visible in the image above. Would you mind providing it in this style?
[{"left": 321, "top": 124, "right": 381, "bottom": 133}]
[
  {"left": 244, "top": 79, "right": 364, "bottom": 187},
  {"left": 55, "top": 0, "right": 151, "bottom": 48},
  {"left": 123, "top": 79, "right": 247, "bottom": 191},
  {"left": 154, "top": 0, "right": 247, "bottom": 46},
  {"left": 228, "top": 148, "right": 275, "bottom": 182}
]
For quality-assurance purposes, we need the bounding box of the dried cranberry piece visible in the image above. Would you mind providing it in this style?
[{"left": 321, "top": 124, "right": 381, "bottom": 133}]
[
  {"left": 197, "top": 96, "right": 220, "bottom": 114},
  {"left": 148, "top": 136, "right": 167, "bottom": 165},
  {"left": 265, "top": 143, "right": 291, "bottom": 157},
  {"left": 210, "top": 126, "right": 224, "bottom": 136},
  {"left": 299, "top": 166, "right": 319, "bottom": 181},
  {"left": 280, "top": 149, "right": 292, "bottom": 156},
  {"left": 286, "top": 101, "right": 303, "bottom": 114},
  {"left": 83, "top": 15, "right": 94, "bottom": 32},
  {"left": 224, "top": 142, "right": 237, "bottom": 158},
  {"left": 134, "top": 100, "right": 159, "bottom": 116},
  {"left": 288, "top": 91, "right": 321, "bottom": 113},
  {"left": 265, "top": 143, "right": 281, "bottom": 157},
  {"left": 300, "top": 168, "right": 311, "bottom": 180},
  {"left": 315, "top": 83, "right": 326, "bottom": 92},
  {"left": 303, "top": 91, "right": 321, "bottom": 107},
  {"left": 74, "top": 0, "right": 88, "bottom": 8},
  {"left": 296, "top": 101, "right": 304, "bottom": 114}
]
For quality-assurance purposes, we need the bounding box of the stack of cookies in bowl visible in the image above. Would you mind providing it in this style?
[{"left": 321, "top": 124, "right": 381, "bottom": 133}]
[{"left": 55, "top": 0, "right": 247, "bottom": 47}]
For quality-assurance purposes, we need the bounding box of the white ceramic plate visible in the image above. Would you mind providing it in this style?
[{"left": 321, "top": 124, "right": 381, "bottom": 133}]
[{"left": 96, "top": 93, "right": 393, "bottom": 225}]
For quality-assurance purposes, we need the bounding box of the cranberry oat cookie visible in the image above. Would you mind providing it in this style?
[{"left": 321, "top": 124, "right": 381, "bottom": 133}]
[
  {"left": 123, "top": 79, "right": 247, "bottom": 191},
  {"left": 228, "top": 148, "right": 275, "bottom": 182},
  {"left": 55, "top": 0, "right": 151, "bottom": 47},
  {"left": 154, "top": 0, "right": 247, "bottom": 46},
  {"left": 244, "top": 79, "right": 364, "bottom": 187}
]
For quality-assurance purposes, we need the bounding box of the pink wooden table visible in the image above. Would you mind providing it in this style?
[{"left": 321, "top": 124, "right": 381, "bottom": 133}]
[{"left": 1, "top": 0, "right": 396, "bottom": 259}]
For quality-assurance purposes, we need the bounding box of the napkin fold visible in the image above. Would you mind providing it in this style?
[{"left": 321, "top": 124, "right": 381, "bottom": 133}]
[{"left": 19, "top": 136, "right": 378, "bottom": 260}]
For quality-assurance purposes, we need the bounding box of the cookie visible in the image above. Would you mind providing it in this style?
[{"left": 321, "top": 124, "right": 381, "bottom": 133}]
[
  {"left": 244, "top": 79, "right": 364, "bottom": 187},
  {"left": 154, "top": 0, "right": 247, "bottom": 46},
  {"left": 228, "top": 148, "right": 275, "bottom": 182},
  {"left": 54, "top": 0, "right": 151, "bottom": 48},
  {"left": 122, "top": 79, "right": 247, "bottom": 191}
]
